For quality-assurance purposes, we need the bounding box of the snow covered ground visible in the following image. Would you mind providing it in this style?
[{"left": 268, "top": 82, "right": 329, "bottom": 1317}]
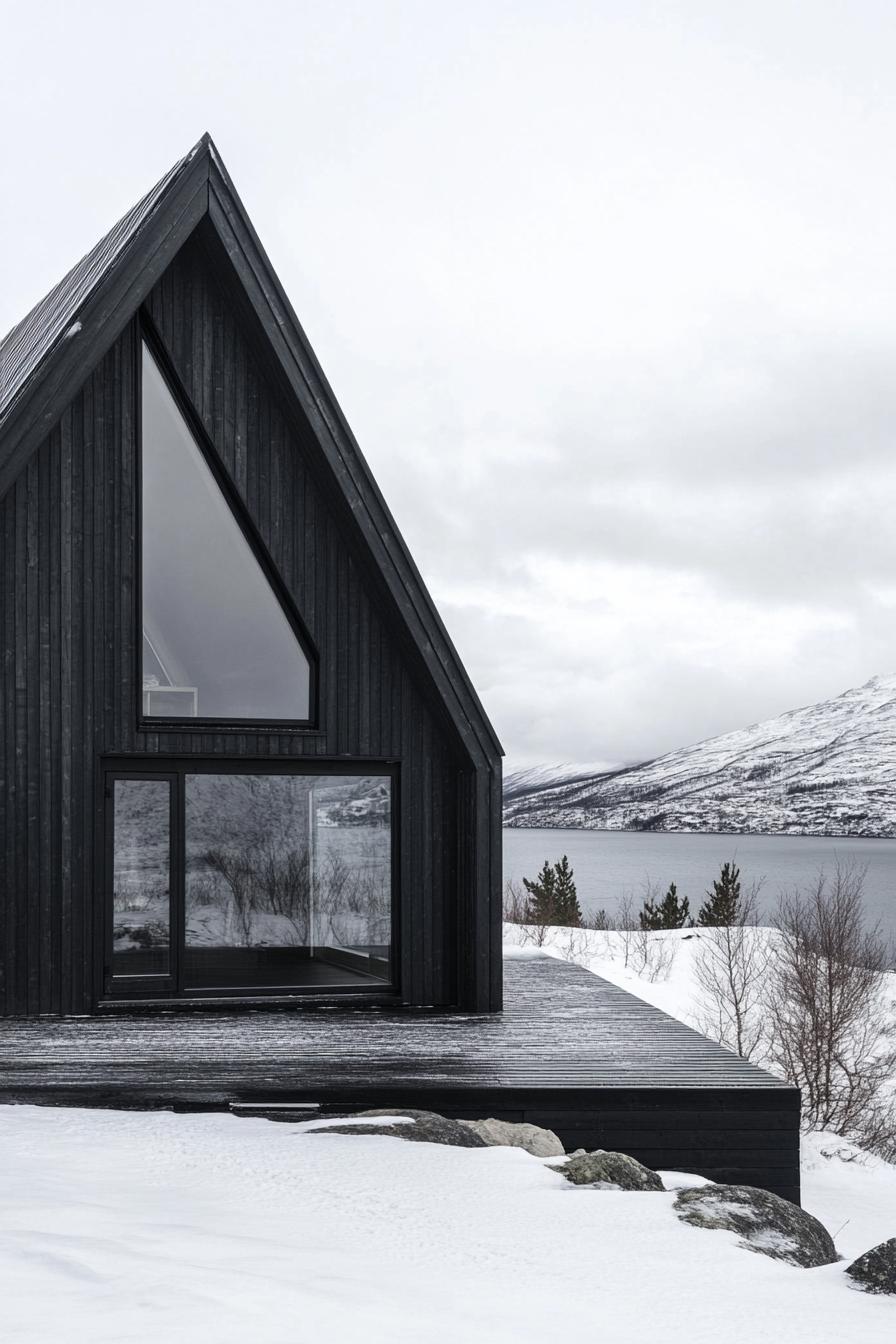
[
  {"left": 1, "top": 1103, "right": 894, "bottom": 1344},
  {"left": 2, "top": 930, "right": 894, "bottom": 1341}
]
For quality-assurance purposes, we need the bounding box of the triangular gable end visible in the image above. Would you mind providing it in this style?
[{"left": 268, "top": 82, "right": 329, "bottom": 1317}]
[{"left": 0, "top": 133, "right": 502, "bottom": 768}]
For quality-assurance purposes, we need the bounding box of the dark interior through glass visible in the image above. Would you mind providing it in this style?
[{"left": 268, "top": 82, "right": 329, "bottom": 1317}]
[{"left": 109, "top": 769, "right": 392, "bottom": 994}]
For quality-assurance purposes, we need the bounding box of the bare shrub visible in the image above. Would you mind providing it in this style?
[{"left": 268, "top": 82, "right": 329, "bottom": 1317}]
[
  {"left": 502, "top": 878, "right": 529, "bottom": 925},
  {"left": 516, "top": 919, "right": 553, "bottom": 949},
  {"left": 615, "top": 883, "right": 678, "bottom": 981},
  {"left": 315, "top": 851, "right": 351, "bottom": 927},
  {"left": 319, "top": 848, "right": 390, "bottom": 947},
  {"left": 504, "top": 874, "right": 674, "bottom": 979},
  {"left": 186, "top": 874, "right": 221, "bottom": 908},
  {"left": 693, "top": 882, "right": 769, "bottom": 1061},
  {"left": 258, "top": 846, "right": 312, "bottom": 944},
  {"left": 502, "top": 877, "right": 555, "bottom": 947},
  {"left": 204, "top": 848, "right": 259, "bottom": 943},
  {"left": 616, "top": 893, "right": 638, "bottom": 968},
  {"left": 554, "top": 925, "right": 592, "bottom": 964},
  {"left": 766, "top": 861, "right": 896, "bottom": 1156},
  {"left": 630, "top": 925, "right": 677, "bottom": 982},
  {"left": 203, "top": 844, "right": 311, "bottom": 944},
  {"left": 195, "top": 838, "right": 391, "bottom": 951}
]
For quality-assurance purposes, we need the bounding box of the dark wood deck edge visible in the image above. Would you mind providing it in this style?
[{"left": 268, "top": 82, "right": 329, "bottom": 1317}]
[{"left": 0, "top": 959, "right": 801, "bottom": 1201}]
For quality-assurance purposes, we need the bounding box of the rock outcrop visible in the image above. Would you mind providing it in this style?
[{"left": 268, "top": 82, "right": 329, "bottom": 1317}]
[
  {"left": 459, "top": 1119, "right": 564, "bottom": 1157},
  {"left": 559, "top": 1151, "right": 665, "bottom": 1191},
  {"left": 846, "top": 1239, "right": 896, "bottom": 1294},
  {"left": 308, "top": 1108, "right": 488, "bottom": 1148},
  {"left": 674, "top": 1184, "right": 837, "bottom": 1268}
]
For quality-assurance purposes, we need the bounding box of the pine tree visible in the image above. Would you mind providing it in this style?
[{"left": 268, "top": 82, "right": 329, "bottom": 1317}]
[
  {"left": 639, "top": 882, "right": 691, "bottom": 930},
  {"left": 523, "top": 860, "right": 557, "bottom": 925},
  {"left": 552, "top": 855, "right": 582, "bottom": 927},
  {"left": 697, "top": 861, "right": 741, "bottom": 927},
  {"left": 522, "top": 856, "right": 582, "bottom": 927}
]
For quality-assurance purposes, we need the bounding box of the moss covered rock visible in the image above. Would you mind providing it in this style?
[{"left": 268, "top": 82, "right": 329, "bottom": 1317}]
[
  {"left": 675, "top": 1184, "right": 837, "bottom": 1268},
  {"left": 559, "top": 1151, "right": 665, "bottom": 1191}
]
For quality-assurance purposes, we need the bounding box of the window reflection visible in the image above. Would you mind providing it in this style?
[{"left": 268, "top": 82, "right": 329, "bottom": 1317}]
[
  {"left": 112, "top": 779, "right": 171, "bottom": 976},
  {"left": 140, "top": 342, "right": 311, "bottom": 720},
  {"left": 183, "top": 773, "right": 392, "bottom": 989}
]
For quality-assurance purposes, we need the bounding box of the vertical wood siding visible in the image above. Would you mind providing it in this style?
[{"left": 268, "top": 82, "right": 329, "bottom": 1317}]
[
  {"left": 1, "top": 339, "right": 132, "bottom": 1015},
  {"left": 0, "top": 231, "right": 494, "bottom": 1016}
]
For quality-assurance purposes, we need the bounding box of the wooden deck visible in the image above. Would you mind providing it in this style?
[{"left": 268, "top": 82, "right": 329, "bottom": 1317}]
[{"left": 0, "top": 955, "right": 802, "bottom": 1201}]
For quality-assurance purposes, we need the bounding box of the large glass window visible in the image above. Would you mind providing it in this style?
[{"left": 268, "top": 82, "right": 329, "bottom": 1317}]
[
  {"left": 184, "top": 773, "right": 391, "bottom": 989},
  {"left": 106, "top": 766, "right": 393, "bottom": 997},
  {"left": 140, "top": 341, "right": 312, "bottom": 721},
  {"left": 111, "top": 778, "right": 172, "bottom": 978}
]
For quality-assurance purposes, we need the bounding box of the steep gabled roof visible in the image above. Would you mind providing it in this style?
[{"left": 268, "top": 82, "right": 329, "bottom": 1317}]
[
  {"left": 0, "top": 141, "right": 200, "bottom": 425},
  {"left": 0, "top": 134, "right": 502, "bottom": 764},
  {"left": 0, "top": 136, "right": 212, "bottom": 491}
]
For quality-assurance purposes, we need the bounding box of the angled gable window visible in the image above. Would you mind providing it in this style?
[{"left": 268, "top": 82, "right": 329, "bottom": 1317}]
[{"left": 140, "top": 339, "right": 313, "bottom": 722}]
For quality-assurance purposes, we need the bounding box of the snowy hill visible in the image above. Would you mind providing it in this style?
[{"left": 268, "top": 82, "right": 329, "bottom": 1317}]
[{"left": 503, "top": 674, "right": 896, "bottom": 837}]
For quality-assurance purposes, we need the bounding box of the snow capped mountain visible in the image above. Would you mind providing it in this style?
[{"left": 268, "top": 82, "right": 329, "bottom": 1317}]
[
  {"left": 503, "top": 762, "right": 614, "bottom": 795},
  {"left": 503, "top": 675, "right": 896, "bottom": 837}
]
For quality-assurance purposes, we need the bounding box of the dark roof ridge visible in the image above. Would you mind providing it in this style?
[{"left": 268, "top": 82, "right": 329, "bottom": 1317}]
[{"left": 0, "top": 135, "right": 209, "bottom": 422}]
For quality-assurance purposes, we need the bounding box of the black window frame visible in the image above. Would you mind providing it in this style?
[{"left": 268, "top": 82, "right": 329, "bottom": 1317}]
[
  {"left": 135, "top": 310, "right": 320, "bottom": 735},
  {"left": 100, "top": 755, "right": 400, "bottom": 1006}
]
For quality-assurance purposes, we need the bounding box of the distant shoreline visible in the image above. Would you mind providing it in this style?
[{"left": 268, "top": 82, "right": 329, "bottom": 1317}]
[{"left": 502, "top": 823, "right": 896, "bottom": 842}]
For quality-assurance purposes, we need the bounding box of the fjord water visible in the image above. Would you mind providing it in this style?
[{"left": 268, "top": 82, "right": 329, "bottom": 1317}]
[{"left": 503, "top": 828, "right": 896, "bottom": 937}]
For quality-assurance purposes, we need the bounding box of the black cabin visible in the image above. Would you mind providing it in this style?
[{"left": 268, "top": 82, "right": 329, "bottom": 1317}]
[
  {"left": 0, "top": 134, "right": 504, "bottom": 1017},
  {"left": 0, "top": 138, "right": 802, "bottom": 1204}
]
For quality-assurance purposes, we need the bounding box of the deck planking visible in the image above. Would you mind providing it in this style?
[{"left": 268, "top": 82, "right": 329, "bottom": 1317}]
[{"left": 0, "top": 957, "right": 791, "bottom": 1092}]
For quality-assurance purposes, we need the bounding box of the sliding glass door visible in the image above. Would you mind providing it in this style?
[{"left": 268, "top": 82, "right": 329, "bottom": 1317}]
[{"left": 105, "top": 764, "right": 394, "bottom": 998}]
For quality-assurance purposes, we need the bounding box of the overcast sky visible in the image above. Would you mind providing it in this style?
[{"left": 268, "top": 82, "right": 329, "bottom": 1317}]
[{"left": 4, "top": 1, "right": 896, "bottom": 769}]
